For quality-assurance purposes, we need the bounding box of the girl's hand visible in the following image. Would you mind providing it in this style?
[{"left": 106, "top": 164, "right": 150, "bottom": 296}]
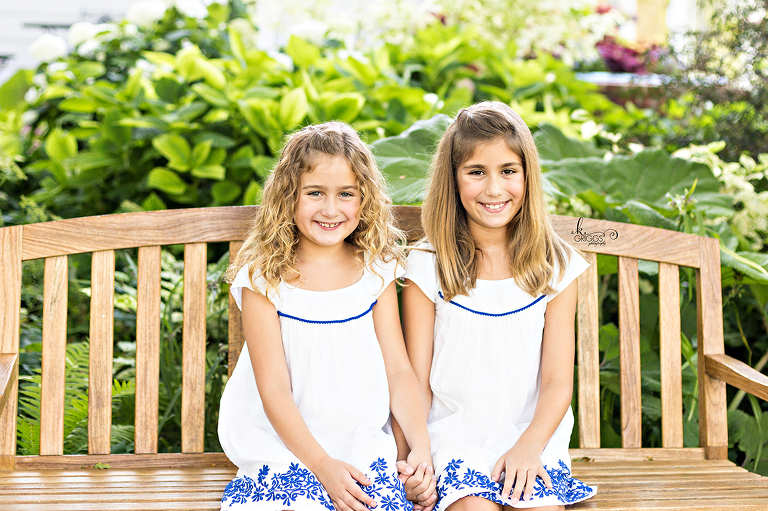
[
  {"left": 401, "top": 450, "right": 438, "bottom": 511},
  {"left": 491, "top": 443, "right": 552, "bottom": 503},
  {"left": 314, "top": 457, "right": 378, "bottom": 510}
]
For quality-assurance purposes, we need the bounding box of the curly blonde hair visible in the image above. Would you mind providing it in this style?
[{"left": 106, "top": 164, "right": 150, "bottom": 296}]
[
  {"left": 228, "top": 122, "right": 405, "bottom": 296},
  {"left": 422, "top": 101, "right": 571, "bottom": 300}
]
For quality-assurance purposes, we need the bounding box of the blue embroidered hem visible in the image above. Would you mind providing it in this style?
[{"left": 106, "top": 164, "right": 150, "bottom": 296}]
[
  {"left": 437, "top": 292, "right": 546, "bottom": 317},
  {"left": 435, "top": 459, "right": 595, "bottom": 510},
  {"left": 277, "top": 301, "right": 376, "bottom": 324},
  {"left": 221, "top": 458, "right": 413, "bottom": 510}
]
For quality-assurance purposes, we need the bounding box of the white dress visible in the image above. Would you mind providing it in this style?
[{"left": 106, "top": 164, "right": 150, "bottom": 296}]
[
  {"left": 404, "top": 245, "right": 597, "bottom": 509},
  {"left": 219, "top": 258, "right": 412, "bottom": 511}
]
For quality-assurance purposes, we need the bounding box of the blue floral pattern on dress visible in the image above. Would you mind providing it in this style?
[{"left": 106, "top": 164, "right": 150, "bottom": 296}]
[
  {"left": 434, "top": 458, "right": 594, "bottom": 510},
  {"left": 222, "top": 458, "right": 413, "bottom": 510}
]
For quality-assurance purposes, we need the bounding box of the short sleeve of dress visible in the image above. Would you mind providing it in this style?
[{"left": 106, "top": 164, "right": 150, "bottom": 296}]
[
  {"left": 403, "top": 244, "right": 439, "bottom": 303},
  {"left": 547, "top": 245, "right": 590, "bottom": 302},
  {"left": 229, "top": 264, "right": 281, "bottom": 311},
  {"left": 366, "top": 257, "right": 406, "bottom": 299}
]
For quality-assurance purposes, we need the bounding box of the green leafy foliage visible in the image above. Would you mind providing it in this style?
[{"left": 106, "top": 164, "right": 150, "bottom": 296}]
[{"left": 372, "top": 114, "right": 452, "bottom": 204}]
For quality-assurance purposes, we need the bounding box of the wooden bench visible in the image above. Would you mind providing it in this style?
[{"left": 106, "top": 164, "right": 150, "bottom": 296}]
[{"left": 1, "top": 205, "right": 767, "bottom": 510}]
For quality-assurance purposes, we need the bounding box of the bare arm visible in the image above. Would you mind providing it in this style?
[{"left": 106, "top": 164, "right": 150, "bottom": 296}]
[
  {"left": 373, "top": 281, "right": 433, "bottom": 465},
  {"left": 395, "top": 279, "right": 438, "bottom": 509},
  {"left": 492, "top": 280, "right": 578, "bottom": 503},
  {"left": 401, "top": 279, "right": 435, "bottom": 423},
  {"left": 241, "top": 288, "right": 376, "bottom": 511},
  {"left": 391, "top": 279, "right": 435, "bottom": 459}
]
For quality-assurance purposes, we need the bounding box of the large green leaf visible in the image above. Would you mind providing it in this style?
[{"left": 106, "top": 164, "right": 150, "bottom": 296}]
[
  {"left": 212, "top": 180, "right": 241, "bottom": 204},
  {"left": 191, "top": 140, "right": 213, "bottom": 168},
  {"left": 322, "top": 93, "right": 365, "bottom": 123},
  {"left": 0, "top": 69, "right": 32, "bottom": 109},
  {"left": 543, "top": 148, "right": 732, "bottom": 215},
  {"left": 58, "top": 97, "right": 100, "bottom": 113},
  {"left": 372, "top": 114, "right": 452, "bottom": 204},
  {"left": 720, "top": 248, "right": 768, "bottom": 285},
  {"left": 45, "top": 129, "right": 78, "bottom": 163},
  {"left": 147, "top": 167, "right": 187, "bottom": 195},
  {"left": 535, "top": 122, "right": 606, "bottom": 161},
  {"left": 278, "top": 88, "right": 308, "bottom": 131},
  {"left": 192, "top": 83, "right": 229, "bottom": 108},
  {"left": 152, "top": 133, "right": 191, "bottom": 171},
  {"left": 286, "top": 36, "right": 321, "bottom": 68},
  {"left": 192, "top": 164, "right": 226, "bottom": 180}
]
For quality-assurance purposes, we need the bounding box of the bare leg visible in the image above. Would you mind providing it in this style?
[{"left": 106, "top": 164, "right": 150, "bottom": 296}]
[
  {"left": 503, "top": 506, "right": 564, "bottom": 511},
  {"left": 447, "top": 496, "right": 502, "bottom": 511}
]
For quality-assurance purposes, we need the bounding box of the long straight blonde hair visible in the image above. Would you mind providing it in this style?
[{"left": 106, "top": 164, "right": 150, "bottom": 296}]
[
  {"left": 228, "top": 122, "right": 405, "bottom": 296},
  {"left": 422, "top": 101, "right": 570, "bottom": 300}
]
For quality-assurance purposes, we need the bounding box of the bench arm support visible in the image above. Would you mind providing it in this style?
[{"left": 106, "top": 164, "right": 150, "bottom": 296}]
[
  {"left": 705, "top": 353, "right": 768, "bottom": 403},
  {"left": 0, "top": 353, "right": 18, "bottom": 416}
]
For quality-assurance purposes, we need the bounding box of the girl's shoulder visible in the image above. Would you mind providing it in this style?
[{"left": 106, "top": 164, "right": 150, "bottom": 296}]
[
  {"left": 229, "top": 263, "right": 282, "bottom": 311},
  {"left": 403, "top": 242, "right": 440, "bottom": 302},
  {"left": 546, "top": 244, "right": 590, "bottom": 302},
  {"left": 363, "top": 255, "right": 406, "bottom": 299}
]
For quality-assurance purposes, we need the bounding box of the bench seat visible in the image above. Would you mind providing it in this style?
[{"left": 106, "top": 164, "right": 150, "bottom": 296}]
[{"left": 4, "top": 457, "right": 768, "bottom": 510}]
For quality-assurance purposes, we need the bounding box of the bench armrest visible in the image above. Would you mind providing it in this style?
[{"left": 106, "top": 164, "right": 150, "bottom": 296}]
[
  {"left": 705, "top": 353, "right": 768, "bottom": 402},
  {"left": 0, "top": 353, "right": 18, "bottom": 415}
]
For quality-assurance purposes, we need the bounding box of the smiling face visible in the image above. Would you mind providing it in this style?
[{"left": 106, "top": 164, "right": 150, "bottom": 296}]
[
  {"left": 456, "top": 137, "right": 526, "bottom": 238},
  {"left": 294, "top": 154, "right": 361, "bottom": 252}
]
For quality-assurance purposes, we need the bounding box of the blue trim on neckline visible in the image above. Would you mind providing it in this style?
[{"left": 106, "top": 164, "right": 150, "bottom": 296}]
[
  {"left": 277, "top": 301, "right": 377, "bottom": 324},
  {"left": 438, "top": 291, "right": 546, "bottom": 317}
]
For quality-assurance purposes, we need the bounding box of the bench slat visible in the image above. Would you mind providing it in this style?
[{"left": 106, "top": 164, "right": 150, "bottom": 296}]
[
  {"left": 619, "top": 256, "right": 642, "bottom": 448},
  {"left": 696, "top": 237, "right": 729, "bottom": 459},
  {"left": 89, "top": 250, "right": 115, "bottom": 455},
  {"left": 227, "top": 241, "right": 244, "bottom": 378},
  {"left": 0, "top": 226, "right": 22, "bottom": 468},
  {"left": 182, "top": 243, "right": 207, "bottom": 453},
  {"left": 577, "top": 251, "right": 600, "bottom": 448},
  {"left": 552, "top": 216, "right": 701, "bottom": 267},
  {"left": 659, "top": 263, "right": 683, "bottom": 448},
  {"left": 135, "top": 246, "right": 162, "bottom": 454},
  {"left": 40, "top": 255, "right": 68, "bottom": 456},
  {"left": 13, "top": 452, "right": 233, "bottom": 469},
  {"left": 20, "top": 207, "right": 257, "bottom": 261}
]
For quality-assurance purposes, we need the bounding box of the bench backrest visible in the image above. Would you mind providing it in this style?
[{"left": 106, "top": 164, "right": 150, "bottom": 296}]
[{"left": 0, "top": 206, "right": 727, "bottom": 469}]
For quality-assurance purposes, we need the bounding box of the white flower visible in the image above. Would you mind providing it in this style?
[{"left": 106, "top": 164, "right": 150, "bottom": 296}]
[
  {"left": 77, "top": 39, "right": 101, "bottom": 57},
  {"left": 93, "top": 23, "right": 120, "bottom": 41},
  {"left": 22, "top": 110, "right": 39, "bottom": 125},
  {"left": 579, "top": 120, "right": 601, "bottom": 140},
  {"left": 287, "top": 19, "right": 328, "bottom": 45},
  {"left": 29, "top": 34, "right": 68, "bottom": 63},
  {"left": 423, "top": 92, "right": 439, "bottom": 106},
  {"left": 135, "top": 59, "right": 157, "bottom": 76},
  {"left": 47, "top": 62, "right": 68, "bottom": 73},
  {"left": 747, "top": 9, "right": 766, "bottom": 24},
  {"left": 68, "top": 21, "right": 99, "bottom": 47},
  {"left": 268, "top": 51, "right": 294, "bottom": 69},
  {"left": 127, "top": 0, "right": 167, "bottom": 27},
  {"left": 174, "top": 0, "right": 209, "bottom": 19},
  {"left": 124, "top": 23, "right": 139, "bottom": 36},
  {"left": 32, "top": 73, "right": 47, "bottom": 87},
  {"left": 24, "top": 87, "right": 39, "bottom": 104}
]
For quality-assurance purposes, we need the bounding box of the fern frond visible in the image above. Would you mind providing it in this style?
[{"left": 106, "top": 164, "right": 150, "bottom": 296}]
[
  {"left": 110, "top": 424, "right": 135, "bottom": 448},
  {"left": 16, "top": 417, "right": 40, "bottom": 456}
]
